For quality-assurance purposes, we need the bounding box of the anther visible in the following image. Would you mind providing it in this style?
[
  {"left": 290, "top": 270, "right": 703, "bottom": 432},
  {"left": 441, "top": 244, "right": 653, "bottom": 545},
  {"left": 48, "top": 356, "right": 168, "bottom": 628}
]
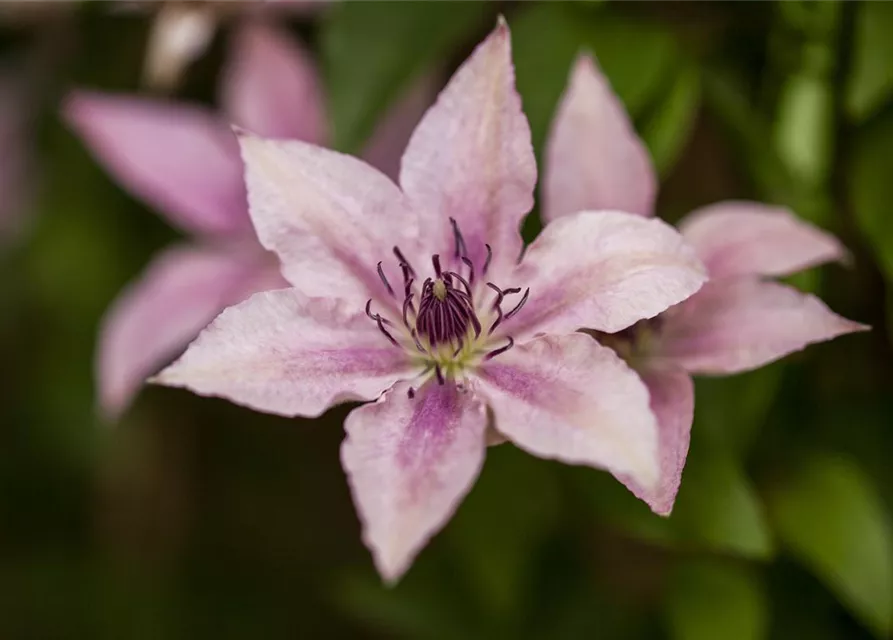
[
  {"left": 449, "top": 217, "right": 468, "bottom": 259},
  {"left": 377, "top": 261, "right": 395, "bottom": 297},
  {"left": 432, "top": 254, "right": 443, "bottom": 278},
  {"left": 504, "top": 288, "right": 530, "bottom": 320},
  {"left": 393, "top": 246, "right": 415, "bottom": 277},
  {"left": 483, "top": 244, "right": 493, "bottom": 275},
  {"left": 485, "top": 336, "right": 514, "bottom": 360},
  {"left": 407, "top": 387, "right": 416, "bottom": 399},
  {"left": 461, "top": 256, "right": 474, "bottom": 286}
]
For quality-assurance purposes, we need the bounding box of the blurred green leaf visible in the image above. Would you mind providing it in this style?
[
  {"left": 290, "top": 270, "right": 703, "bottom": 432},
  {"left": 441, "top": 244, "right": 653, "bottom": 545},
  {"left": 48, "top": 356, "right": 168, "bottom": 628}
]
[
  {"left": 773, "top": 72, "right": 834, "bottom": 188},
  {"left": 846, "top": 1, "right": 893, "bottom": 121},
  {"left": 766, "top": 453, "right": 893, "bottom": 637},
  {"left": 321, "top": 2, "right": 491, "bottom": 153},
  {"left": 512, "top": 3, "right": 677, "bottom": 153},
  {"left": 850, "top": 109, "right": 893, "bottom": 281},
  {"left": 446, "top": 446, "right": 561, "bottom": 621},
  {"left": 665, "top": 560, "right": 767, "bottom": 640},
  {"left": 641, "top": 65, "right": 701, "bottom": 176}
]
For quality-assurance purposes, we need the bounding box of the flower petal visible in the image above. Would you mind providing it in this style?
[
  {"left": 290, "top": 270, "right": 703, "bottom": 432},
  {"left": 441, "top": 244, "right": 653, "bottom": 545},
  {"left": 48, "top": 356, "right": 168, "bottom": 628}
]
[
  {"left": 618, "top": 367, "right": 694, "bottom": 516},
  {"left": 543, "top": 54, "right": 656, "bottom": 223},
  {"left": 474, "top": 334, "right": 660, "bottom": 493},
  {"left": 98, "top": 244, "right": 281, "bottom": 419},
  {"left": 153, "top": 289, "right": 418, "bottom": 417},
  {"left": 398, "top": 18, "right": 536, "bottom": 277},
  {"left": 657, "top": 279, "right": 869, "bottom": 374},
  {"left": 341, "top": 380, "right": 487, "bottom": 583},
  {"left": 508, "top": 211, "right": 706, "bottom": 338},
  {"left": 237, "top": 132, "right": 421, "bottom": 306},
  {"left": 63, "top": 91, "right": 249, "bottom": 236},
  {"left": 220, "top": 21, "right": 327, "bottom": 143},
  {"left": 678, "top": 201, "right": 847, "bottom": 279},
  {"left": 142, "top": 3, "right": 217, "bottom": 91}
]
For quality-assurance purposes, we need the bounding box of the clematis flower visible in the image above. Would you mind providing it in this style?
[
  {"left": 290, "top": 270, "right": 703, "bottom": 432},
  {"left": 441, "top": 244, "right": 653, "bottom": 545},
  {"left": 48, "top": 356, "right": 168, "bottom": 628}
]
[
  {"left": 64, "top": 21, "right": 430, "bottom": 418},
  {"left": 152, "top": 20, "right": 707, "bottom": 582},
  {"left": 543, "top": 54, "right": 869, "bottom": 516}
]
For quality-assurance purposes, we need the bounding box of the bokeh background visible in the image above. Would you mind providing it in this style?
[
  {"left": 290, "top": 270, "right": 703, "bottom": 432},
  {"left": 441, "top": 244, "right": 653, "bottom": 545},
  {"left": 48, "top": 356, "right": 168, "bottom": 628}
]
[{"left": 1, "top": 1, "right": 892, "bottom": 638}]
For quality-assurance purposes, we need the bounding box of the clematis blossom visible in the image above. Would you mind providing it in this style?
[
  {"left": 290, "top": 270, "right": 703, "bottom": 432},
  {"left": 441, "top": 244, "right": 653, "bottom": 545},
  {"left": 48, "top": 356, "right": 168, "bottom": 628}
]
[
  {"left": 152, "top": 21, "right": 708, "bottom": 582},
  {"left": 543, "top": 54, "right": 869, "bottom": 516},
  {"left": 64, "top": 21, "right": 430, "bottom": 418}
]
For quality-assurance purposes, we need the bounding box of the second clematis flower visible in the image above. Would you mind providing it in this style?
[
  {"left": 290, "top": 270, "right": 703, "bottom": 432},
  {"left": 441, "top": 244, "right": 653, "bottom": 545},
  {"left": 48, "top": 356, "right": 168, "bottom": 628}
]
[
  {"left": 543, "top": 54, "right": 869, "bottom": 516},
  {"left": 153, "top": 20, "right": 707, "bottom": 582},
  {"left": 64, "top": 21, "right": 429, "bottom": 418}
]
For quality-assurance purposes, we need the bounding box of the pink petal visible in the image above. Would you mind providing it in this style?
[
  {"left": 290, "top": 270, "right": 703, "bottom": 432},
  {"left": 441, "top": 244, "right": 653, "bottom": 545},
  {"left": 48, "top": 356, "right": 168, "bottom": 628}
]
[
  {"left": 341, "top": 380, "right": 487, "bottom": 583},
  {"left": 618, "top": 367, "right": 694, "bottom": 516},
  {"left": 543, "top": 54, "right": 657, "bottom": 223},
  {"left": 98, "top": 244, "right": 281, "bottom": 419},
  {"left": 220, "top": 21, "right": 327, "bottom": 143},
  {"left": 398, "top": 18, "right": 536, "bottom": 279},
  {"left": 474, "top": 334, "right": 660, "bottom": 493},
  {"left": 678, "top": 201, "right": 848, "bottom": 279},
  {"left": 153, "top": 289, "right": 419, "bottom": 417},
  {"left": 508, "top": 211, "right": 707, "bottom": 339},
  {"left": 237, "top": 132, "right": 421, "bottom": 307},
  {"left": 657, "top": 279, "right": 869, "bottom": 374},
  {"left": 360, "top": 75, "right": 437, "bottom": 182},
  {"left": 63, "top": 91, "right": 250, "bottom": 237}
]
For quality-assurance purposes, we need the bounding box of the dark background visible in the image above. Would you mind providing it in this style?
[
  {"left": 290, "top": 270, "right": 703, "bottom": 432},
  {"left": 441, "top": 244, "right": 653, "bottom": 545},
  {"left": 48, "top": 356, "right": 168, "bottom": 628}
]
[{"left": 1, "top": 1, "right": 891, "bottom": 638}]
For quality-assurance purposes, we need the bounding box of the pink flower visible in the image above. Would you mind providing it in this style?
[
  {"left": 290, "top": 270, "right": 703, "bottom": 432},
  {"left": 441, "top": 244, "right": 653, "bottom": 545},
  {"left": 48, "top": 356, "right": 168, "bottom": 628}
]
[
  {"left": 543, "top": 54, "right": 869, "bottom": 516},
  {"left": 63, "top": 21, "right": 430, "bottom": 419},
  {"left": 152, "top": 20, "right": 707, "bottom": 582}
]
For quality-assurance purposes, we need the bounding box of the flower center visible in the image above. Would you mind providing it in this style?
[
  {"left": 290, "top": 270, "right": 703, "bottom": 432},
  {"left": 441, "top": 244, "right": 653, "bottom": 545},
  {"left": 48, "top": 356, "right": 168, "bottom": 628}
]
[{"left": 365, "top": 218, "right": 529, "bottom": 391}]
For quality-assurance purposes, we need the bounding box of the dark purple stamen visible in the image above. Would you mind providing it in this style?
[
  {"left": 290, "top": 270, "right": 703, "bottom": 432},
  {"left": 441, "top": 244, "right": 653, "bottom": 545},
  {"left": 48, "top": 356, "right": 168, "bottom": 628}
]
[
  {"left": 485, "top": 337, "right": 514, "bottom": 360},
  {"left": 377, "top": 261, "right": 394, "bottom": 297},
  {"left": 504, "top": 288, "right": 530, "bottom": 320},
  {"left": 393, "top": 246, "right": 415, "bottom": 277},
  {"left": 449, "top": 217, "right": 468, "bottom": 259},
  {"left": 365, "top": 299, "right": 398, "bottom": 346},
  {"left": 435, "top": 364, "right": 445, "bottom": 385},
  {"left": 407, "top": 386, "right": 416, "bottom": 399},
  {"left": 483, "top": 244, "right": 493, "bottom": 275}
]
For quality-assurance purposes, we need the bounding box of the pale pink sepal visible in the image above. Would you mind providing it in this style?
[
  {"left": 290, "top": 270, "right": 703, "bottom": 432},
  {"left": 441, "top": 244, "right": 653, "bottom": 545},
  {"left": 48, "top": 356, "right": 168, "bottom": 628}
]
[
  {"left": 236, "top": 133, "right": 420, "bottom": 307},
  {"left": 617, "top": 367, "right": 694, "bottom": 516},
  {"left": 543, "top": 54, "right": 657, "bottom": 223},
  {"left": 97, "top": 244, "right": 279, "bottom": 419},
  {"left": 152, "top": 289, "right": 420, "bottom": 417},
  {"left": 220, "top": 21, "right": 327, "bottom": 143},
  {"left": 63, "top": 91, "right": 250, "bottom": 237},
  {"left": 678, "top": 201, "right": 848, "bottom": 279},
  {"left": 341, "top": 380, "right": 487, "bottom": 583},
  {"left": 509, "top": 211, "right": 706, "bottom": 339},
  {"left": 657, "top": 279, "right": 870, "bottom": 375},
  {"left": 475, "top": 334, "right": 660, "bottom": 493},
  {"left": 398, "top": 18, "right": 536, "bottom": 279}
]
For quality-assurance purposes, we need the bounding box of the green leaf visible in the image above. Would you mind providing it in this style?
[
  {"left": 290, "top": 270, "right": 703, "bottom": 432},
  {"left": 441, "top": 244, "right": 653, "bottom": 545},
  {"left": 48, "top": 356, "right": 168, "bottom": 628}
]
[
  {"left": 321, "top": 2, "right": 491, "bottom": 152},
  {"left": 846, "top": 1, "right": 893, "bottom": 121},
  {"left": 641, "top": 65, "right": 701, "bottom": 176},
  {"left": 665, "top": 560, "right": 768, "bottom": 640},
  {"left": 766, "top": 453, "right": 893, "bottom": 637},
  {"left": 773, "top": 73, "right": 835, "bottom": 188},
  {"left": 512, "top": 3, "right": 677, "bottom": 154},
  {"left": 850, "top": 109, "right": 893, "bottom": 282}
]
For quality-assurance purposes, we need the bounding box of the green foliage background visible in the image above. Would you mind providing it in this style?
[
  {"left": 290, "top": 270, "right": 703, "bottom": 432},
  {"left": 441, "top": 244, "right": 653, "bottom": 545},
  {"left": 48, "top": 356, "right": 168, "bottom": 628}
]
[{"left": 1, "top": 1, "right": 891, "bottom": 638}]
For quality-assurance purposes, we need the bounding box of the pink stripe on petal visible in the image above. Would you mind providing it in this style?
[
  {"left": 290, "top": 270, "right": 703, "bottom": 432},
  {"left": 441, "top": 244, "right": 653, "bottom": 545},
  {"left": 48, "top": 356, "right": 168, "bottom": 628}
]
[
  {"left": 341, "top": 380, "right": 487, "bottom": 583},
  {"left": 474, "top": 334, "right": 660, "bottom": 493},
  {"left": 97, "top": 244, "right": 276, "bottom": 419},
  {"left": 398, "top": 18, "right": 536, "bottom": 278},
  {"left": 678, "top": 201, "right": 848, "bottom": 279},
  {"left": 237, "top": 133, "right": 422, "bottom": 308},
  {"left": 543, "top": 54, "right": 657, "bottom": 223},
  {"left": 221, "top": 21, "right": 327, "bottom": 143},
  {"left": 153, "top": 289, "right": 419, "bottom": 417},
  {"left": 657, "top": 279, "right": 869, "bottom": 375},
  {"left": 617, "top": 367, "right": 694, "bottom": 516},
  {"left": 63, "top": 91, "right": 251, "bottom": 237},
  {"left": 508, "top": 211, "right": 706, "bottom": 339}
]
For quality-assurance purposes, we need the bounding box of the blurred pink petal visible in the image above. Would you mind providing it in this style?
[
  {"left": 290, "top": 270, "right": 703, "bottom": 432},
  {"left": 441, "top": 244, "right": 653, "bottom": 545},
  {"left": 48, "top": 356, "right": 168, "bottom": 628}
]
[
  {"left": 679, "top": 201, "right": 848, "bottom": 279},
  {"left": 154, "top": 289, "right": 419, "bottom": 417},
  {"left": 237, "top": 133, "right": 420, "bottom": 306},
  {"left": 617, "top": 367, "right": 694, "bottom": 516},
  {"left": 341, "top": 380, "right": 487, "bottom": 583},
  {"left": 399, "top": 17, "right": 536, "bottom": 279},
  {"left": 543, "top": 54, "right": 657, "bottom": 223},
  {"left": 657, "top": 279, "right": 869, "bottom": 375},
  {"left": 63, "top": 92, "right": 250, "bottom": 236},
  {"left": 98, "top": 244, "right": 282, "bottom": 418},
  {"left": 509, "top": 211, "right": 706, "bottom": 338},
  {"left": 221, "top": 21, "right": 326, "bottom": 142},
  {"left": 475, "top": 334, "right": 660, "bottom": 492}
]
